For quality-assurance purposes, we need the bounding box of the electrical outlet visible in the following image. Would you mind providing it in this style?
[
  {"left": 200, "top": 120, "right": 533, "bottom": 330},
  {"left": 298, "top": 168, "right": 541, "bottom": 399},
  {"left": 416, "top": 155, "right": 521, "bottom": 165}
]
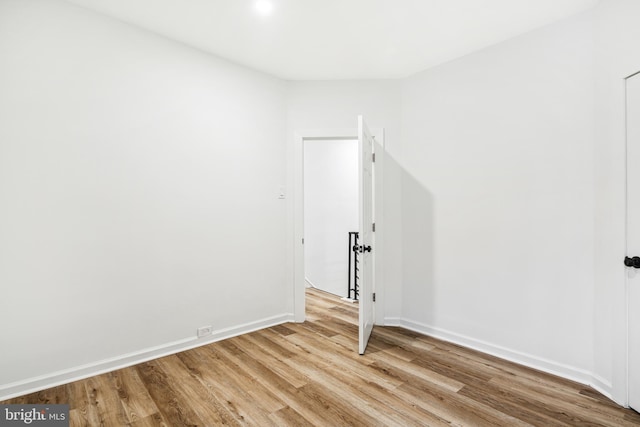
[{"left": 197, "top": 326, "right": 212, "bottom": 338}]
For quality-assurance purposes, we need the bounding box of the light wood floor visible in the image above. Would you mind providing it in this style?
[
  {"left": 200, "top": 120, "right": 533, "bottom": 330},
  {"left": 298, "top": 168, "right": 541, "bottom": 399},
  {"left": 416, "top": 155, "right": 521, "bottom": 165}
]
[{"left": 3, "top": 288, "right": 640, "bottom": 426}]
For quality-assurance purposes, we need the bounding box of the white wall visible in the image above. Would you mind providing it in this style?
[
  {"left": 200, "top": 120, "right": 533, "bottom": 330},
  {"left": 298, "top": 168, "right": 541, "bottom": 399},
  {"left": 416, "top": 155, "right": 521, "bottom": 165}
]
[
  {"left": 286, "top": 80, "right": 404, "bottom": 322},
  {"left": 399, "top": 12, "right": 597, "bottom": 383},
  {"left": 0, "top": 0, "right": 288, "bottom": 398},
  {"left": 304, "top": 139, "right": 358, "bottom": 297},
  {"left": 3, "top": 0, "right": 639, "bottom": 406}
]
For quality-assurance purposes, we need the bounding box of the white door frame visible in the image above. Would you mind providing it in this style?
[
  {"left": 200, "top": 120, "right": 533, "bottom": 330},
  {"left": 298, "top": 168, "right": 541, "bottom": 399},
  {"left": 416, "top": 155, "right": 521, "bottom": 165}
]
[
  {"left": 293, "top": 128, "right": 384, "bottom": 323},
  {"left": 625, "top": 70, "right": 640, "bottom": 409}
]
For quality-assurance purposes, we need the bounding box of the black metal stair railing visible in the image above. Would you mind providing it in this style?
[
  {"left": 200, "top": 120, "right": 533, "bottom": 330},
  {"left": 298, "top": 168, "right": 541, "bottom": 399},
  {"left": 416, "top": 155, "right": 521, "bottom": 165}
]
[{"left": 347, "top": 231, "right": 359, "bottom": 301}]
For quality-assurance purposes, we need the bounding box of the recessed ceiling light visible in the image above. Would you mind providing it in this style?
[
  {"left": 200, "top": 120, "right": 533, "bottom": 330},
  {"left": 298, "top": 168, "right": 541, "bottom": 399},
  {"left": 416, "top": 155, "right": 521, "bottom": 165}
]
[{"left": 255, "top": 0, "right": 273, "bottom": 16}]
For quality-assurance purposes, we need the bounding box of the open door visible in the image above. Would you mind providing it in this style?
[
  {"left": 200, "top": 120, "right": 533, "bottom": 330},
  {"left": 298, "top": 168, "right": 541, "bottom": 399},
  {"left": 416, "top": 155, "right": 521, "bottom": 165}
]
[{"left": 358, "top": 116, "right": 375, "bottom": 355}]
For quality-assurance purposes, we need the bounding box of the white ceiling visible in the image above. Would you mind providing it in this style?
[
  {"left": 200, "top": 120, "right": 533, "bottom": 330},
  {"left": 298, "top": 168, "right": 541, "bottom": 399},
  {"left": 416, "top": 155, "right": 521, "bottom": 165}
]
[{"left": 64, "top": 0, "right": 599, "bottom": 80}]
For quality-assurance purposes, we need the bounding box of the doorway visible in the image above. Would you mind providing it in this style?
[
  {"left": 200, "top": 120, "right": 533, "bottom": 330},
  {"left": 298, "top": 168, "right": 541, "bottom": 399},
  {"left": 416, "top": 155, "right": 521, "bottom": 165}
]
[
  {"left": 293, "top": 119, "right": 384, "bottom": 354},
  {"left": 303, "top": 139, "right": 358, "bottom": 298}
]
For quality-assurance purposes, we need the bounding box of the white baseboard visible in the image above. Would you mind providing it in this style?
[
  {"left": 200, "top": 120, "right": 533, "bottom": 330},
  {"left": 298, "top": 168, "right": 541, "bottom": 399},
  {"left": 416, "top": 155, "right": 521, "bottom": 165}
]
[
  {"left": 2, "top": 313, "right": 616, "bottom": 403},
  {"left": 591, "top": 373, "right": 614, "bottom": 402},
  {"left": 383, "top": 316, "right": 613, "bottom": 400},
  {"left": 383, "top": 317, "right": 402, "bottom": 327},
  {"left": 0, "top": 313, "right": 294, "bottom": 401}
]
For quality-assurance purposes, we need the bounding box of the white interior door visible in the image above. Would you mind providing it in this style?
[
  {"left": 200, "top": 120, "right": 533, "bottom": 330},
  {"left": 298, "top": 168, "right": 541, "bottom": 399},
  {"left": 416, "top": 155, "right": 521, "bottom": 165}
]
[
  {"left": 358, "top": 116, "right": 375, "bottom": 355},
  {"left": 626, "top": 71, "right": 640, "bottom": 412}
]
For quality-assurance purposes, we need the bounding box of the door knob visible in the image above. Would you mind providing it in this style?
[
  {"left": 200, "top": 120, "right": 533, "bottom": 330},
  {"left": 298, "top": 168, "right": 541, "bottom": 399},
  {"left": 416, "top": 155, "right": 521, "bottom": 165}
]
[
  {"left": 624, "top": 256, "right": 640, "bottom": 268},
  {"left": 354, "top": 245, "right": 372, "bottom": 253}
]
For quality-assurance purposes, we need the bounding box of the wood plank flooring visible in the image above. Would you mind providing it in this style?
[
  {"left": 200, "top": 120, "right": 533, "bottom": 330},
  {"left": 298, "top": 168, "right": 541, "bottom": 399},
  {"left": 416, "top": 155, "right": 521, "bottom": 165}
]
[{"left": 3, "top": 288, "right": 640, "bottom": 426}]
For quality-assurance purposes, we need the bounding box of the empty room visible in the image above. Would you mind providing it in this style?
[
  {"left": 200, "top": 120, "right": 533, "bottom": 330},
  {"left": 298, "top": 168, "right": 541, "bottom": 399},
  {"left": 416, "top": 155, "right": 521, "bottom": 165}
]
[{"left": 2, "top": 0, "right": 640, "bottom": 425}]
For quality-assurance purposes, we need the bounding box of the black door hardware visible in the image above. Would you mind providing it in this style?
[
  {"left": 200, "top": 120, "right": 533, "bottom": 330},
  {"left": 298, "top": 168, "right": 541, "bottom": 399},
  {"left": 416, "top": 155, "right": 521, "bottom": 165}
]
[
  {"left": 624, "top": 256, "right": 640, "bottom": 268},
  {"left": 353, "top": 245, "right": 372, "bottom": 253}
]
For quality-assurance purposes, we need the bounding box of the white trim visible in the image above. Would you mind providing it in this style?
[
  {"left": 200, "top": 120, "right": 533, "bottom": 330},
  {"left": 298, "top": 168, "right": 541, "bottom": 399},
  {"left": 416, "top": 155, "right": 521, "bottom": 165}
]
[
  {"left": 373, "top": 133, "right": 385, "bottom": 325},
  {"left": 383, "top": 317, "right": 402, "bottom": 327},
  {"left": 0, "top": 313, "right": 293, "bottom": 401},
  {"left": 304, "top": 276, "right": 316, "bottom": 289},
  {"left": 624, "top": 70, "right": 640, "bottom": 409},
  {"left": 625, "top": 74, "right": 631, "bottom": 408},
  {"left": 384, "top": 316, "right": 614, "bottom": 400},
  {"left": 293, "top": 127, "right": 385, "bottom": 325},
  {"left": 592, "top": 374, "right": 615, "bottom": 402}
]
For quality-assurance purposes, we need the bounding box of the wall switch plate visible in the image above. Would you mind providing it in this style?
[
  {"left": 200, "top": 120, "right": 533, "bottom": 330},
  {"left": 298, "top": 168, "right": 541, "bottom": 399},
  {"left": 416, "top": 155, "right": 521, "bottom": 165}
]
[
  {"left": 197, "top": 326, "right": 213, "bottom": 338},
  {"left": 278, "top": 185, "right": 286, "bottom": 199}
]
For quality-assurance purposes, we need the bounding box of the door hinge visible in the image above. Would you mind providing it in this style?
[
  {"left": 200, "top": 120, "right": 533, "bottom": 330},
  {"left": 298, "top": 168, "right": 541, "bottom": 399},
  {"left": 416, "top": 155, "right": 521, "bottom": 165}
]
[
  {"left": 372, "top": 222, "right": 376, "bottom": 232},
  {"left": 302, "top": 238, "right": 304, "bottom": 244},
  {"left": 373, "top": 293, "right": 376, "bottom": 302},
  {"left": 372, "top": 153, "right": 376, "bottom": 163}
]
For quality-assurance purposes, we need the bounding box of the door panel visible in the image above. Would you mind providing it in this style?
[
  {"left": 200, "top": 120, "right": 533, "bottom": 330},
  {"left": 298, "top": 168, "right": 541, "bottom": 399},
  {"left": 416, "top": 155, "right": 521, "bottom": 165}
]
[
  {"left": 358, "top": 116, "right": 375, "bottom": 355},
  {"left": 627, "top": 72, "right": 640, "bottom": 412}
]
